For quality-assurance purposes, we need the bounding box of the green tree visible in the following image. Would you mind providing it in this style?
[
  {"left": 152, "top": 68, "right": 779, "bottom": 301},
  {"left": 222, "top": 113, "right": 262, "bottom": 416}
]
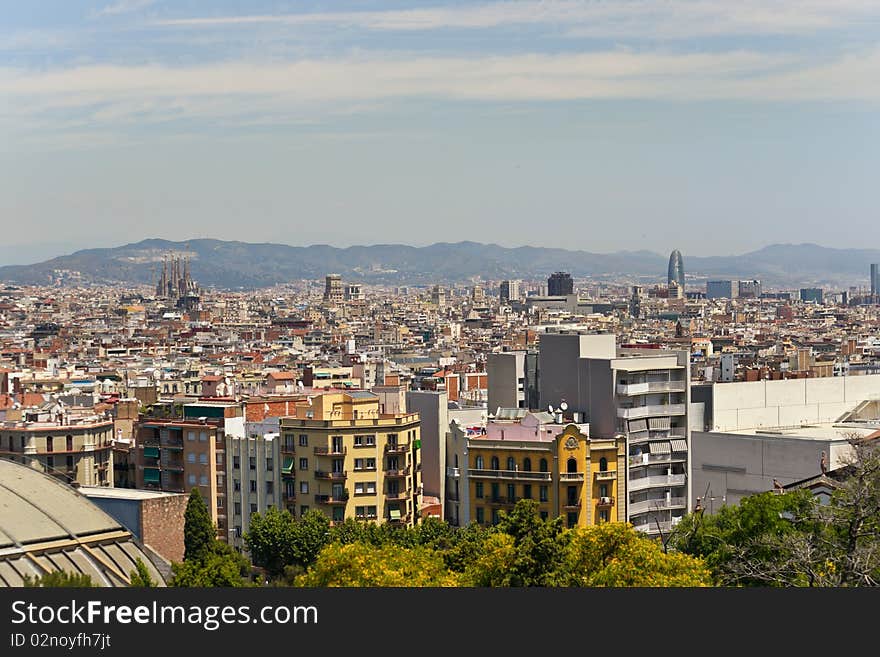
[
  {"left": 129, "top": 558, "right": 157, "bottom": 587},
  {"left": 23, "top": 571, "right": 95, "bottom": 587},
  {"left": 554, "top": 522, "right": 712, "bottom": 587},
  {"left": 290, "top": 509, "right": 332, "bottom": 569},
  {"left": 170, "top": 547, "right": 248, "bottom": 587},
  {"left": 461, "top": 532, "right": 518, "bottom": 586},
  {"left": 244, "top": 507, "right": 297, "bottom": 579},
  {"left": 490, "top": 499, "right": 569, "bottom": 586},
  {"left": 183, "top": 487, "right": 215, "bottom": 564},
  {"left": 296, "top": 542, "right": 459, "bottom": 587}
]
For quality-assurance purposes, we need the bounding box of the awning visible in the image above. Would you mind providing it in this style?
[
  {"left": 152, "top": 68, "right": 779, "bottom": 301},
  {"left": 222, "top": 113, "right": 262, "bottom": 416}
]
[
  {"left": 670, "top": 439, "right": 688, "bottom": 453},
  {"left": 649, "top": 441, "right": 671, "bottom": 455},
  {"left": 281, "top": 457, "right": 295, "bottom": 474},
  {"left": 413, "top": 439, "right": 421, "bottom": 450},
  {"left": 143, "top": 467, "right": 161, "bottom": 483},
  {"left": 389, "top": 508, "right": 401, "bottom": 520},
  {"left": 649, "top": 417, "right": 671, "bottom": 430},
  {"left": 628, "top": 419, "right": 648, "bottom": 433},
  {"left": 143, "top": 446, "right": 159, "bottom": 459}
]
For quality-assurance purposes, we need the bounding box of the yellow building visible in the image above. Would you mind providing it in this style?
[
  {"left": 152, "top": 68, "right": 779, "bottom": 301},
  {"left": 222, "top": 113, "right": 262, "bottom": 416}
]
[
  {"left": 445, "top": 411, "right": 625, "bottom": 528},
  {"left": 279, "top": 391, "right": 421, "bottom": 527}
]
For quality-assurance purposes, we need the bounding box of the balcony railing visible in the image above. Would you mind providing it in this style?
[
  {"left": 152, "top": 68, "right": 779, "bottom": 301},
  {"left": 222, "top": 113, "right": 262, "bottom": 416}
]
[
  {"left": 559, "top": 472, "right": 585, "bottom": 482},
  {"left": 385, "top": 490, "right": 410, "bottom": 501},
  {"left": 487, "top": 496, "right": 515, "bottom": 506},
  {"left": 617, "top": 404, "right": 686, "bottom": 420},
  {"left": 594, "top": 470, "right": 617, "bottom": 481},
  {"left": 633, "top": 521, "right": 675, "bottom": 535},
  {"left": 314, "top": 494, "right": 348, "bottom": 505},
  {"left": 314, "top": 470, "right": 347, "bottom": 480},
  {"left": 384, "top": 467, "right": 410, "bottom": 478},
  {"left": 562, "top": 500, "right": 581, "bottom": 510},
  {"left": 384, "top": 443, "right": 409, "bottom": 455},
  {"left": 629, "top": 453, "right": 688, "bottom": 466},
  {"left": 628, "top": 431, "right": 687, "bottom": 444},
  {"left": 314, "top": 446, "right": 347, "bottom": 456},
  {"left": 629, "top": 474, "right": 687, "bottom": 491},
  {"left": 469, "top": 469, "right": 552, "bottom": 481},
  {"left": 617, "top": 381, "right": 686, "bottom": 396},
  {"left": 596, "top": 496, "right": 614, "bottom": 507}
]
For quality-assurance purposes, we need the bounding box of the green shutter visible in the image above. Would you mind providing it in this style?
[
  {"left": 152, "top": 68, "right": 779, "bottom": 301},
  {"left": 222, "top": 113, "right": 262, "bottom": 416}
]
[
  {"left": 413, "top": 439, "right": 421, "bottom": 450},
  {"left": 143, "top": 446, "right": 159, "bottom": 459},
  {"left": 281, "top": 457, "right": 295, "bottom": 474},
  {"left": 143, "top": 467, "right": 161, "bottom": 483}
]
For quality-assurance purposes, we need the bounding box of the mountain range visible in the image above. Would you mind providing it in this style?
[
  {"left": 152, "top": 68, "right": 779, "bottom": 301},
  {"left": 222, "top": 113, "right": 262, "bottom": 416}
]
[{"left": 0, "top": 239, "right": 877, "bottom": 289}]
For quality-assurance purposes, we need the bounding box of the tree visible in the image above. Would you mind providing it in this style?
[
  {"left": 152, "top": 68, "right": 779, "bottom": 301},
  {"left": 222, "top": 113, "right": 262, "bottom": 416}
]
[
  {"left": 129, "top": 558, "right": 157, "bottom": 587},
  {"left": 244, "top": 507, "right": 297, "bottom": 579},
  {"left": 290, "top": 509, "right": 332, "bottom": 570},
  {"left": 491, "top": 499, "right": 569, "bottom": 586},
  {"left": 296, "top": 542, "right": 459, "bottom": 587},
  {"left": 554, "top": 522, "right": 712, "bottom": 587},
  {"left": 170, "top": 547, "right": 248, "bottom": 587},
  {"left": 461, "top": 532, "right": 517, "bottom": 586},
  {"left": 183, "top": 487, "right": 215, "bottom": 564},
  {"left": 23, "top": 571, "right": 95, "bottom": 587}
]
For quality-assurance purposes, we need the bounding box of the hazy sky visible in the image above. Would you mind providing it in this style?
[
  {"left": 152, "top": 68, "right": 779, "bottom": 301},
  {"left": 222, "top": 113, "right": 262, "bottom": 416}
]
[{"left": 2, "top": 1, "right": 879, "bottom": 264}]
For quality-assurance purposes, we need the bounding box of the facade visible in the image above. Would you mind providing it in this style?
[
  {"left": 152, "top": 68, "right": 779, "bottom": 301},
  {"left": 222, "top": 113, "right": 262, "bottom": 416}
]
[
  {"left": 800, "top": 288, "right": 824, "bottom": 303},
  {"left": 445, "top": 413, "right": 625, "bottom": 528},
  {"left": 487, "top": 351, "right": 527, "bottom": 412},
  {"left": 706, "top": 280, "right": 737, "bottom": 299},
  {"left": 667, "top": 250, "right": 685, "bottom": 289},
  {"left": 547, "top": 272, "right": 574, "bottom": 296},
  {"left": 345, "top": 284, "right": 364, "bottom": 301},
  {"left": 405, "top": 390, "right": 447, "bottom": 501},
  {"left": 0, "top": 414, "right": 114, "bottom": 487},
  {"left": 538, "top": 332, "right": 691, "bottom": 537},
  {"left": 499, "top": 280, "right": 521, "bottom": 303},
  {"left": 225, "top": 431, "right": 282, "bottom": 549},
  {"left": 871, "top": 264, "right": 879, "bottom": 299},
  {"left": 324, "top": 274, "right": 343, "bottom": 303},
  {"left": 278, "top": 392, "right": 421, "bottom": 526},
  {"left": 737, "top": 279, "right": 762, "bottom": 299}
]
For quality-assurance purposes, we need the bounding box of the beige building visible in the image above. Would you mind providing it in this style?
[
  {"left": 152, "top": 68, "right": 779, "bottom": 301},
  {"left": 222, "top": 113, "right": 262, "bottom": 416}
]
[{"left": 279, "top": 391, "right": 421, "bottom": 526}]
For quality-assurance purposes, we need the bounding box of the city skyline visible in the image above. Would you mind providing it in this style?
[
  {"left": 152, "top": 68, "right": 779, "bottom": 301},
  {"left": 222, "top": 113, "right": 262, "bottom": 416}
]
[{"left": 3, "top": 1, "right": 880, "bottom": 259}]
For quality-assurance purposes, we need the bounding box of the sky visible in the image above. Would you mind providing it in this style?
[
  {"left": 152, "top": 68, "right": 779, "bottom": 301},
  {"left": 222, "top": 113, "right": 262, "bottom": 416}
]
[{"left": 1, "top": 1, "right": 879, "bottom": 264}]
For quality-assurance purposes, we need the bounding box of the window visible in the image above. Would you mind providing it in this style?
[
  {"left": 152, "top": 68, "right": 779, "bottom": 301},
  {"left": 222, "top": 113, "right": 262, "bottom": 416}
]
[
  {"left": 20, "top": 436, "right": 25, "bottom": 450},
  {"left": 66, "top": 455, "right": 74, "bottom": 470},
  {"left": 367, "top": 505, "right": 377, "bottom": 518},
  {"left": 599, "top": 509, "right": 609, "bottom": 523},
  {"left": 599, "top": 484, "right": 608, "bottom": 498},
  {"left": 265, "top": 481, "right": 274, "bottom": 495},
  {"left": 491, "top": 456, "right": 499, "bottom": 470},
  {"left": 250, "top": 503, "right": 258, "bottom": 513},
  {"left": 523, "top": 484, "right": 532, "bottom": 499},
  {"left": 507, "top": 457, "right": 515, "bottom": 471},
  {"left": 332, "top": 507, "right": 345, "bottom": 522},
  {"left": 299, "top": 457, "right": 308, "bottom": 471},
  {"left": 366, "top": 435, "right": 375, "bottom": 446},
  {"left": 46, "top": 437, "right": 53, "bottom": 453},
  {"left": 567, "top": 458, "right": 577, "bottom": 473},
  {"left": 233, "top": 479, "right": 240, "bottom": 492},
  {"left": 599, "top": 457, "right": 608, "bottom": 472},
  {"left": 299, "top": 434, "right": 308, "bottom": 447},
  {"left": 539, "top": 485, "right": 548, "bottom": 502},
  {"left": 475, "top": 455, "right": 484, "bottom": 469},
  {"left": 475, "top": 482, "right": 484, "bottom": 499},
  {"left": 233, "top": 455, "right": 240, "bottom": 470},
  {"left": 235, "top": 526, "right": 242, "bottom": 538},
  {"left": 187, "top": 453, "right": 196, "bottom": 463},
  {"left": 355, "top": 482, "right": 365, "bottom": 494},
  {"left": 366, "top": 457, "right": 376, "bottom": 470},
  {"left": 199, "top": 453, "right": 207, "bottom": 464},
  {"left": 188, "top": 474, "right": 196, "bottom": 485},
  {"left": 249, "top": 456, "right": 256, "bottom": 470},
  {"left": 66, "top": 435, "right": 73, "bottom": 451},
  {"left": 567, "top": 486, "right": 577, "bottom": 505},
  {"left": 540, "top": 511, "right": 548, "bottom": 520},
  {"left": 248, "top": 480, "right": 256, "bottom": 493},
  {"left": 234, "top": 502, "right": 241, "bottom": 515},
  {"left": 354, "top": 435, "right": 363, "bottom": 446},
  {"left": 539, "top": 458, "right": 548, "bottom": 472},
  {"left": 199, "top": 475, "right": 208, "bottom": 486},
  {"left": 523, "top": 457, "right": 532, "bottom": 471},
  {"left": 284, "top": 434, "right": 295, "bottom": 451},
  {"left": 491, "top": 509, "right": 500, "bottom": 525},
  {"left": 300, "top": 481, "right": 309, "bottom": 494},
  {"left": 566, "top": 512, "right": 578, "bottom": 528},
  {"left": 266, "top": 457, "right": 273, "bottom": 471},
  {"left": 46, "top": 455, "right": 54, "bottom": 470},
  {"left": 300, "top": 505, "right": 309, "bottom": 516},
  {"left": 476, "top": 507, "right": 485, "bottom": 524},
  {"left": 332, "top": 458, "right": 344, "bottom": 473},
  {"left": 356, "top": 505, "right": 366, "bottom": 518},
  {"left": 507, "top": 483, "right": 515, "bottom": 502},
  {"left": 387, "top": 480, "right": 399, "bottom": 495},
  {"left": 285, "top": 481, "right": 295, "bottom": 498},
  {"left": 491, "top": 482, "right": 499, "bottom": 502},
  {"left": 199, "top": 432, "right": 208, "bottom": 442},
  {"left": 216, "top": 495, "right": 224, "bottom": 508},
  {"left": 187, "top": 431, "right": 195, "bottom": 442}
]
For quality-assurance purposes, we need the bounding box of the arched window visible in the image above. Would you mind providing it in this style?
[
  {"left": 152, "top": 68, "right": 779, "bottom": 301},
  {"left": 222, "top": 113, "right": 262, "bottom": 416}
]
[
  {"left": 599, "top": 457, "right": 608, "bottom": 472},
  {"left": 491, "top": 456, "right": 500, "bottom": 470},
  {"left": 567, "top": 457, "right": 577, "bottom": 473},
  {"left": 539, "top": 458, "right": 548, "bottom": 472},
  {"left": 523, "top": 457, "right": 532, "bottom": 472},
  {"left": 475, "top": 455, "right": 484, "bottom": 469},
  {"left": 506, "top": 457, "right": 515, "bottom": 471}
]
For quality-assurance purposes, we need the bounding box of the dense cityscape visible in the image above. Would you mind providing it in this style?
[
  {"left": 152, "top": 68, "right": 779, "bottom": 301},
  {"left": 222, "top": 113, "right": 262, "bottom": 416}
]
[{"left": 1, "top": 248, "right": 878, "bottom": 587}]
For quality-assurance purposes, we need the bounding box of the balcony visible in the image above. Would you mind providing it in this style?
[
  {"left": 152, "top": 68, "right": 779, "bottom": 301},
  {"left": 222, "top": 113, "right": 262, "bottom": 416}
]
[
  {"left": 487, "top": 497, "right": 514, "bottom": 506},
  {"left": 469, "top": 469, "right": 552, "bottom": 481},
  {"left": 384, "top": 443, "right": 409, "bottom": 455},
  {"left": 384, "top": 467, "right": 409, "bottom": 478},
  {"left": 594, "top": 470, "right": 617, "bottom": 481},
  {"left": 446, "top": 467, "right": 461, "bottom": 478},
  {"left": 562, "top": 500, "right": 581, "bottom": 511},
  {"left": 281, "top": 444, "right": 296, "bottom": 454},
  {"left": 160, "top": 461, "right": 184, "bottom": 472},
  {"left": 314, "top": 470, "right": 347, "bottom": 480},
  {"left": 629, "top": 474, "right": 687, "bottom": 492},
  {"left": 617, "top": 381, "right": 686, "bottom": 396},
  {"left": 160, "top": 438, "right": 184, "bottom": 450},
  {"left": 629, "top": 453, "right": 688, "bottom": 466},
  {"left": 314, "top": 446, "right": 347, "bottom": 456},
  {"left": 559, "top": 472, "right": 585, "bottom": 483},
  {"left": 617, "top": 404, "right": 686, "bottom": 420},
  {"left": 596, "top": 496, "right": 614, "bottom": 507},
  {"left": 314, "top": 493, "right": 348, "bottom": 505},
  {"left": 628, "top": 431, "right": 686, "bottom": 445},
  {"left": 385, "top": 490, "right": 410, "bottom": 501},
  {"left": 387, "top": 514, "right": 412, "bottom": 526},
  {"left": 633, "top": 520, "right": 675, "bottom": 536},
  {"left": 629, "top": 497, "right": 687, "bottom": 515}
]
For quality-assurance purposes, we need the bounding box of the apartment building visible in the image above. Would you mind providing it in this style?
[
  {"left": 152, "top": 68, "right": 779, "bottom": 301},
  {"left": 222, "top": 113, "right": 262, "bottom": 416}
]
[
  {"left": 278, "top": 391, "right": 421, "bottom": 526},
  {"left": 538, "top": 332, "right": 691, "bottom": 538},
  {"left": 445, "top": 410, "right": 625, "bottom": 528},
  {"left": 225, "top": 432, "right": 282, "bottom": 549}
]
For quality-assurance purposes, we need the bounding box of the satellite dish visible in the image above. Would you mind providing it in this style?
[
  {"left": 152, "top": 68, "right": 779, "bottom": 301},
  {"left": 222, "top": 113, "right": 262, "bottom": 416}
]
[
  {"left": 548, "top": 404, "right": 554, "bottom": 414},
  {"left": 560, "top": 401, "right": 568, "bottom": 411}
]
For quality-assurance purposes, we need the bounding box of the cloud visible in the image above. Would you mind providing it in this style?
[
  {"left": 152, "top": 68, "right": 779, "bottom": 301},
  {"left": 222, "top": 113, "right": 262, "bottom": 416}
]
[
  {"left": 153, "top": 1, "right": 880, "bottom": 38},
  {"left": 96, "top": 0, "right": 155, "bottom": 17}
]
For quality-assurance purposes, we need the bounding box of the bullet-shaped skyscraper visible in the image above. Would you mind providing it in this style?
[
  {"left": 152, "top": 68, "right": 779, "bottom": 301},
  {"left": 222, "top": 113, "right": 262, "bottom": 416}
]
[{"left": 668, "top": 250, "right": 684, "bottom": 289}]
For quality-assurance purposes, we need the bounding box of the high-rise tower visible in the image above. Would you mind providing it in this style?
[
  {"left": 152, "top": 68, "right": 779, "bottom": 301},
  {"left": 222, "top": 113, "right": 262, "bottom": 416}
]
[{"left": 667, "top": 250, "right": 684, "bottom": 289}]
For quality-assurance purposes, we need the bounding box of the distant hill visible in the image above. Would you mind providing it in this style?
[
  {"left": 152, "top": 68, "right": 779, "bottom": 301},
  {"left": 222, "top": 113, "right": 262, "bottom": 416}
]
[{"left": 0, "top": 239, "right": 877, "bottom": 289}]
